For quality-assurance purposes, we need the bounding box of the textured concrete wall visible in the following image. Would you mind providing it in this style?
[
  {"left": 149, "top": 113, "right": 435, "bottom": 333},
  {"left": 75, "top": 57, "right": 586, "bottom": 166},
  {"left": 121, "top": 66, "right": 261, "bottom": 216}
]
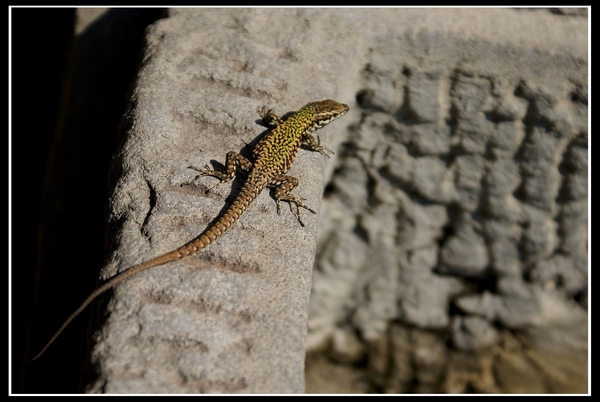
[{"left": 304, "top": 8, "right": 588, "bottom": 394}]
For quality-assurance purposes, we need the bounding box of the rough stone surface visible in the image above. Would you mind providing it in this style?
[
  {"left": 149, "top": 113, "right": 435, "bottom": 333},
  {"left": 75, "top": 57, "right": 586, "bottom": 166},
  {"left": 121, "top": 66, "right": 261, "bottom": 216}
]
[{"left": 84, "top": 8, "right": 358, "bottom": 394}]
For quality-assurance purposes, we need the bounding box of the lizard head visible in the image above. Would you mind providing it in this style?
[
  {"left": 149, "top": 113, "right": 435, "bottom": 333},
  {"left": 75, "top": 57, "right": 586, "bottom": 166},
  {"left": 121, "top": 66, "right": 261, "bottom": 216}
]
[{"left": 309, "top": 99, "right": 349, "bottom": 128}]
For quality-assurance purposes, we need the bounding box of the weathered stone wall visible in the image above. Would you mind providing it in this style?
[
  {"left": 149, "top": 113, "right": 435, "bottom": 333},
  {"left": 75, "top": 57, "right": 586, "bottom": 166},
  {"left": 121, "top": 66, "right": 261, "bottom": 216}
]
[{"left": 305, "top": 11, "right": 587, "bottom": 393}]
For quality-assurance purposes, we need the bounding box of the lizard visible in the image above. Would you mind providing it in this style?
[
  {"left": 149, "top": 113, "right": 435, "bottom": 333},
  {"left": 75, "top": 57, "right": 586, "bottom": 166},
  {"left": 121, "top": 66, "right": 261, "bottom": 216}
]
[{"left": 32, "top": 99, "right": 349, "bottom": 361}]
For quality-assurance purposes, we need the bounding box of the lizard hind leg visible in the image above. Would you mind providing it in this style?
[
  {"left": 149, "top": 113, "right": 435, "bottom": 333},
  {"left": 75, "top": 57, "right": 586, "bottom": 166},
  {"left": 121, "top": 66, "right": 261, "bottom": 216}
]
[
  {"left": 188, "top": 151, "right": 253, "bottom": 192},
  {"left": 270, "top": 175, "right": 316, "bottom": 227}
]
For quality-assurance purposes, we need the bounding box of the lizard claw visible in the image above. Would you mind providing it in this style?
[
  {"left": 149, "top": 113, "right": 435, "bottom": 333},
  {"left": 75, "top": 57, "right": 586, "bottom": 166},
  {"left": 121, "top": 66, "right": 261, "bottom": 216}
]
[
  {"left": 277, "top": 197, "right": 316, "bottom": 227},
  {"left": 187, "top": 165, "right": 230, "bottom": 193},
  {"left": 314, "top": 136, "right": 334, "bottom": 158}
]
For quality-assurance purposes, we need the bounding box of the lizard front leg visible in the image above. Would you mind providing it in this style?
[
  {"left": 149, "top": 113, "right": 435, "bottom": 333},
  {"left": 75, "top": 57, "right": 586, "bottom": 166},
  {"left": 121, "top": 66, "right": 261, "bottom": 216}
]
[
  {"left": 302, "top": 132, "right": 334, "bottom": 158},
  {"left": 188, "top": 151, "right": 253, "bottom": 191},
  {"left": 269, "top": 174, "right": 316, "bottom": 227},
  {"left": 257, "top": 106, "right": 284, "bottom": 127}
]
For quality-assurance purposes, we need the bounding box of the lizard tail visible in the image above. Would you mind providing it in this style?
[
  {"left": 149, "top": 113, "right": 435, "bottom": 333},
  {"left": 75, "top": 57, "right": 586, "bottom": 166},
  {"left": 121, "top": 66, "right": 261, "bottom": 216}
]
[
  {"left": 32, "top": 185, "right": 260, "bottom": 361},
  {"left": 30, "top": 250, "right": 181, "bottom": 361}
]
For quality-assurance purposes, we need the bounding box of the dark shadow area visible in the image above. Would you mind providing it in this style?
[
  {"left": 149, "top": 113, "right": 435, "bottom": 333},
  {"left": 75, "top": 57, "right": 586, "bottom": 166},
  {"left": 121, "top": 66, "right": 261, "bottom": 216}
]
[{"left": 12, "top": 8, "right": 164, "bottom": 393}]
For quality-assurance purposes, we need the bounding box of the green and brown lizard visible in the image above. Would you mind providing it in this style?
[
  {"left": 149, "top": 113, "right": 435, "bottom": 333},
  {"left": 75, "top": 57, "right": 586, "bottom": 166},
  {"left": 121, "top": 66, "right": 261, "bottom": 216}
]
[{"left": 32, "top": 99, "right": 349, "bottom": 360}]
